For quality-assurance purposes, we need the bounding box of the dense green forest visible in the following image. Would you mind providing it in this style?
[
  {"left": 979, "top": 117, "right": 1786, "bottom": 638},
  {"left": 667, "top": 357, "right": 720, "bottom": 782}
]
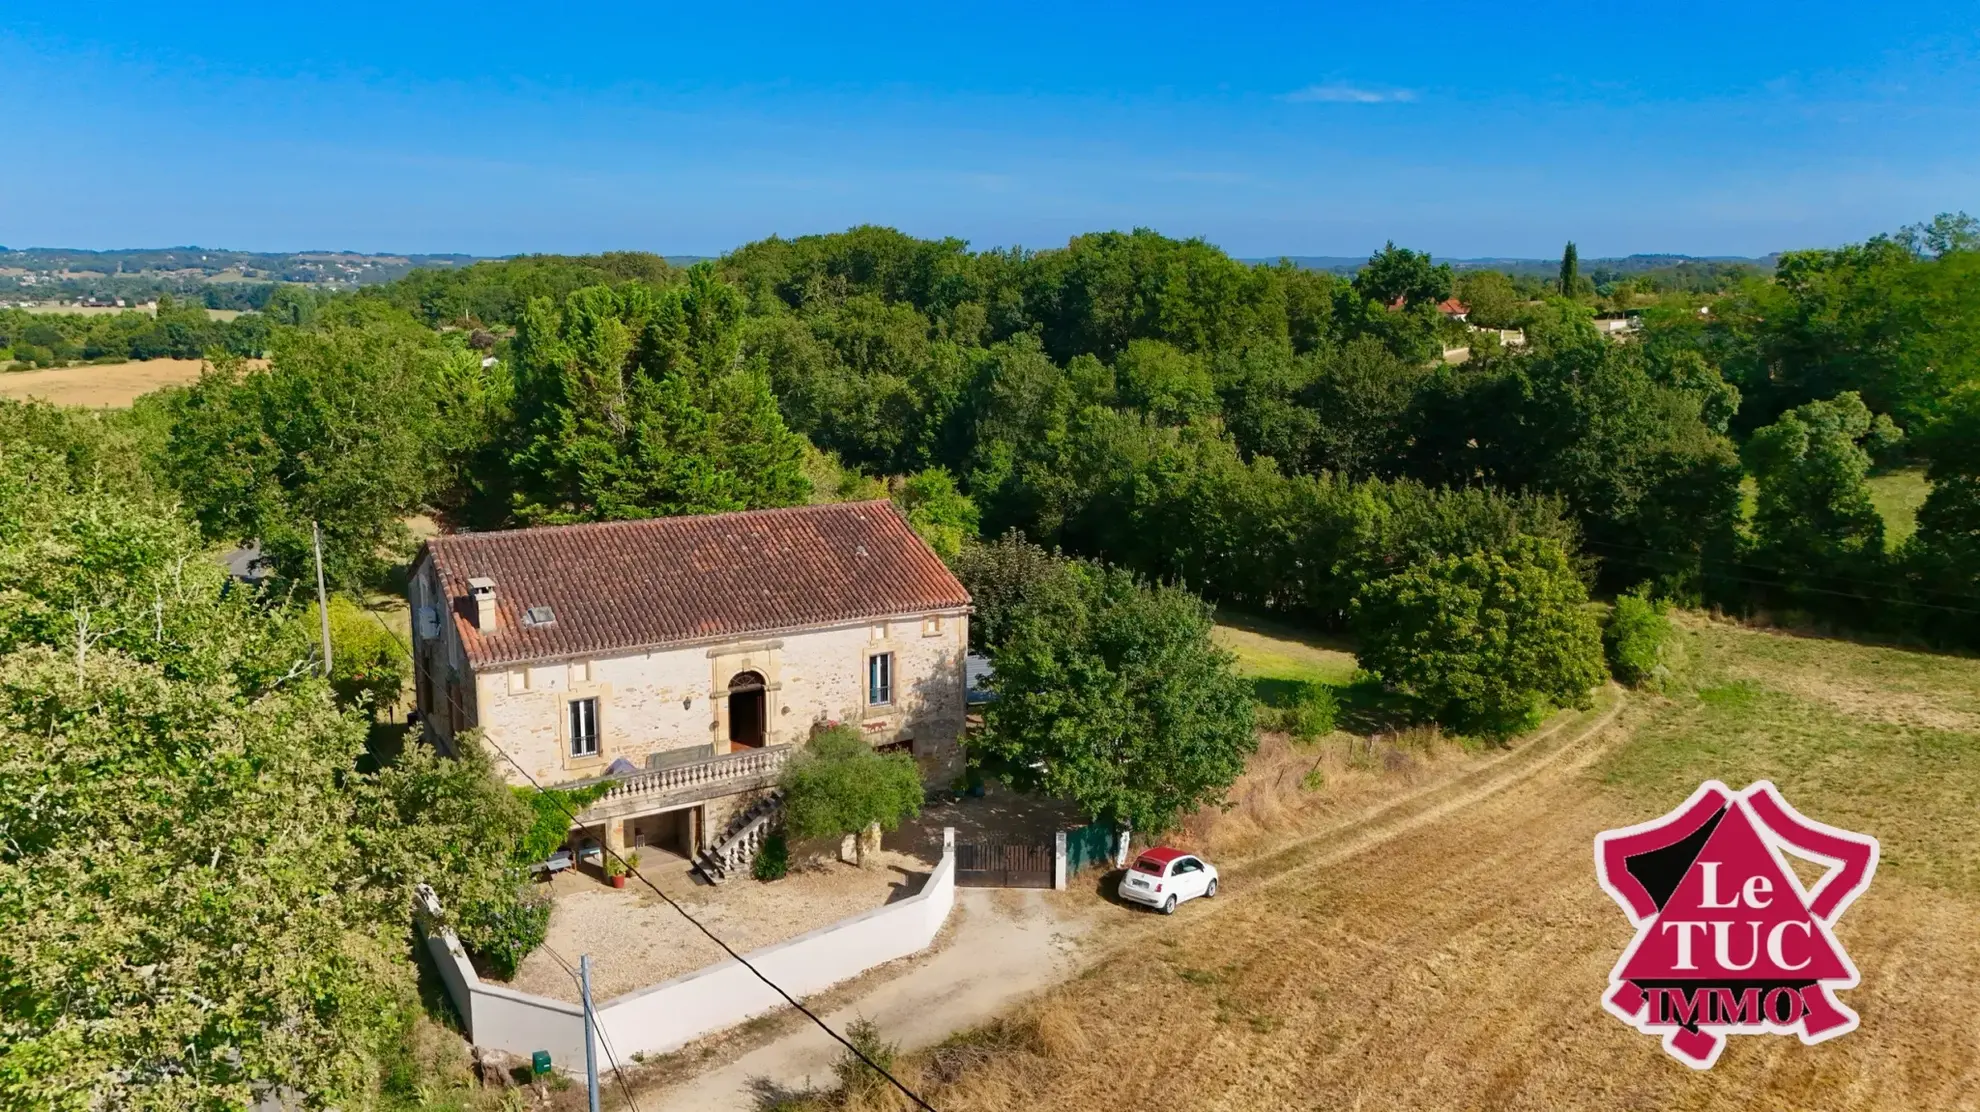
[
  {"left": 28, "top": 217, "right": 1980, "bottom": 643},
  {"left": 324, "top": 217, "right": 1978, "bottom": 642},
  {"left": 4, "top": 216, "right": 1978, "bottom": 1108}
]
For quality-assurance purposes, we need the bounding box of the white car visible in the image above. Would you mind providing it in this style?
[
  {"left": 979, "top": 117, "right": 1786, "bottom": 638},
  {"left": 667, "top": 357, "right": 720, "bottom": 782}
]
[{"left": 1118, "top": 847, "right": 1219, "bottom": 914}]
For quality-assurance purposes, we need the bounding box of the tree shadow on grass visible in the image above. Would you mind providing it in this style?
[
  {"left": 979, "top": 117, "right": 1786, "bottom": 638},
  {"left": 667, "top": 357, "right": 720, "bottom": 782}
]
[
  {"left": 1332, "top": 676, "right": 1422, "bottom": 736},
  {"left": 1212, "top": 607, "right": 1359, "bottom": 656},
  {"left": 1249, "top": 675, "right": 1313, "bottom": 709}
]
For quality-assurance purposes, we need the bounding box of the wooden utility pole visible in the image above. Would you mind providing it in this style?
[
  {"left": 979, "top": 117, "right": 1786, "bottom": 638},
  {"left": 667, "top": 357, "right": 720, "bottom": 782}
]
[{"left": 312, "top": 521, "right": 332, "bottom": 676}]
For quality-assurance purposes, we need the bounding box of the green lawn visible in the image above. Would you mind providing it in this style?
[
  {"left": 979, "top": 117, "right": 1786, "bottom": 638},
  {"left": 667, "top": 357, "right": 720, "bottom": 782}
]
[
  {"left": 1212, "top": 614, "right": 1358, "bottom": 697},
  {"left": 1741, "top": 468, "right": 1932, "bottom": 550},
  {"left": 1866, "top": 468, "right": 1932, "bottom": 547},
  {"left": 1596, "top": 615, "right": 1980, "bottom": 896},
  {"left": 1210, "top": 611, "right": 1368, "bottom": 739}
]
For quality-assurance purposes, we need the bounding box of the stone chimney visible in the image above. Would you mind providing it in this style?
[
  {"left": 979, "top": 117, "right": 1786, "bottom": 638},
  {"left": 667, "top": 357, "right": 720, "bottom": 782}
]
[{"left": 467, "top": 577, "right": 497, "bottom": 633}]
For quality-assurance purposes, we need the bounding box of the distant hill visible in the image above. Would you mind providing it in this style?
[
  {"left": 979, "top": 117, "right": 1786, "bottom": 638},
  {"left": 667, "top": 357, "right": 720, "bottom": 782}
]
[{"left": 0, "top": 247, "right": 484, "bottom": 290}]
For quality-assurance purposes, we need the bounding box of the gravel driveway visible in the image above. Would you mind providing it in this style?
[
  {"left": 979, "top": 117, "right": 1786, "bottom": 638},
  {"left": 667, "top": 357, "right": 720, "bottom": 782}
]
[{"left": 507, "top": 850, "right": 930, "bottom": 1004}]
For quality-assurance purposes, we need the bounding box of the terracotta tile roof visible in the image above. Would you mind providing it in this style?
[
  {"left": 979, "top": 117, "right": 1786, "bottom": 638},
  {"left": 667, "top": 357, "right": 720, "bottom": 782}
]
[{"left": 421, "top": 502, "right": 971, "bottom": 669}]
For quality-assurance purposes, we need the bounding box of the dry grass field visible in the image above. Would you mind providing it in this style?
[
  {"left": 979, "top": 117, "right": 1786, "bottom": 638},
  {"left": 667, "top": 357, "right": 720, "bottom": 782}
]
[
  {"left": 839, "top": 616, "right": 1980, "bottom": 1112},
  {"left": 0, "top": 357, "right": 262, "bottom": 406},
  {"left": 9, "top": 302, "right": 244, "bottom": 321}
]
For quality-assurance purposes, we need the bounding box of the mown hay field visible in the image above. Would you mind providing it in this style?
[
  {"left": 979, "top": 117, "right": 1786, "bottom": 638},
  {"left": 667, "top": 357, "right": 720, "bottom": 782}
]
[
  {"left": 0, "top": 357, "right": 260, "bottom": 407},
  {"left": 881, "top": 616, "right": 1980, "bottom": 1112}
]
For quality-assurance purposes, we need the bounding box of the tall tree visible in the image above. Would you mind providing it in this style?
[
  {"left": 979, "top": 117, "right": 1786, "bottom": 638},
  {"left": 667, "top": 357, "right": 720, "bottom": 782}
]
[
  {"left": 1353, "top": 242, "right": 1454, "bottom": 309},
  {"left": 891, "top": 467, "right": 980, "bottom": 561},
  {"left": 506, "top": 267, "right": 810, "bottom": 524},
  {"left": 974, "top": 557, "right": 1255, "bottom": 833},
  {"left": 1559, "top": 241, "right": 1580, "bottom": 298},
  {"left": 1744, "top": 392, "right": 1901, "bottom": 609},
  {"left": 163, "top": 319, "right": 451, "bottom": 588},
  {"left": 1453, "top": 269, "right": 1523, "bottom": 329},
  {"left": 0, "top": 409, "right": 538, "bottom": 1109},
  {"left": 1352, "top": 536, "right": 1605, "bottom": 738},
  {"left": 1903, "top": 385, "right": 1980, "bottom": 643},
  {"left": 0, "top": 437, "right": 391, "bottom": 1108}
]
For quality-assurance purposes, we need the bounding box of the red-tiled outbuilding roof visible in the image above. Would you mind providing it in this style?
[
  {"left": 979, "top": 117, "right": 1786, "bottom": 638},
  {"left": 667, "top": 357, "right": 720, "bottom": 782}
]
[{"left": 420, "top": 501, "right": 971, "bottom": 668}]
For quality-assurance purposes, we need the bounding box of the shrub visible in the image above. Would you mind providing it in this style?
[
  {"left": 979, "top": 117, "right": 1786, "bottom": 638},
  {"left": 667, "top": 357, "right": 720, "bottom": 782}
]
[
  {"left": 315, "top": 596, "right": 411, "bottom": 712},
  {"left": 779, "top": 725, "right": 924, "bottom": 864},
  {"left": 831, "top": 1017, "right": 899, "bottom": 1105},
  {"left": 456, "top": 884, "right": 551, "bottom": 980},
  {"left": 1605, "top": 591, "right": 1675, "bottom": 689},
  {"left": 754, "top": 831, "right": 790, "bottom": 881},
  {"left": 1283, "top": 683, "right": 1339, "bottom": 740}
]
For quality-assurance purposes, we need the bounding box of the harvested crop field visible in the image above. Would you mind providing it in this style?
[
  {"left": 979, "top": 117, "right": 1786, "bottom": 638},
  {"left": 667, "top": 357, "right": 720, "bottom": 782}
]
[
  {"left": 887, "top": 617, "right": 1980, "bottom": 1112},
  {"left": 0, "top": 357, "right": 254, "bottom": 406}
]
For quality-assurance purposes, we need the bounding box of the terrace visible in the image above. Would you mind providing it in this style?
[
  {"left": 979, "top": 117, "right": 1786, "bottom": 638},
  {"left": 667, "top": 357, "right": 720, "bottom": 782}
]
[{"left": 572, "top": 743, "right": 793, "bottom": 824}]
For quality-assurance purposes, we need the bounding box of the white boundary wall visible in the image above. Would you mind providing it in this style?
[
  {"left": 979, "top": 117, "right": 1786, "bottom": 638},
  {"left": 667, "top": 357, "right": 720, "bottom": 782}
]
[{"left": 415, "top": 829, "right": 956, "bottom": 1071}]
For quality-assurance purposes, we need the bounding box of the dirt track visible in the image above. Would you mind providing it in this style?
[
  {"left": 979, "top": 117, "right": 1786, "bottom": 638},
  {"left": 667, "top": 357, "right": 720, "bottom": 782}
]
[
  {"left": 919, "top": 691, "right": 1980, "bottom": 1112},
  {"left": 621, "top": 644, "right": 1980, "bottom": 1112}
]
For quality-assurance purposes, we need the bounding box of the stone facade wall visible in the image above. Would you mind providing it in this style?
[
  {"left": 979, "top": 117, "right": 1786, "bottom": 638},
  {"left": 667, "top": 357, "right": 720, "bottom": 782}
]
[{"left": 409, "top": 553, "right": 970, "bottom": 791}]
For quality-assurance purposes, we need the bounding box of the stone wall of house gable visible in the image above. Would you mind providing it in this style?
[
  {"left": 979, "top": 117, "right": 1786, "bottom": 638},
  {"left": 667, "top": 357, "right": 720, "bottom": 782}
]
[{"left": 472, "top": 613, "right": 969, "bottom": 790}]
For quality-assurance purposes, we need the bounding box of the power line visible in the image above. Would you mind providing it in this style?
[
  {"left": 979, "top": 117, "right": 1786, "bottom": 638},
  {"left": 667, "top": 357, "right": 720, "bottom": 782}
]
[
  {"left": 541, "top": 946, "right": 641, "bottom": 1112},
  {"left": 1579, "top": 535, "right": 1980, "bottom": 607},
  {"left": 1584, "top": 542, "right": 1980, "bottom": 617},
  {"left": 479, "top": 735, "right": 940, "bottom": 1112}
]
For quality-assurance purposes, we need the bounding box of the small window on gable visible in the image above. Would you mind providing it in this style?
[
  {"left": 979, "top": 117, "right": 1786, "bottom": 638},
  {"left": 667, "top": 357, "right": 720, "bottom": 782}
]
[
  {"left": 507, "top": 669, "right": 528, "bottom": 695},
  {"left": 922, "top": 615, "right": 942, "bottom": 637},
  {"left": 570, "top": 659, "right": 590, "bottom": 685},
  {"left": 870, "top": 622, "right": 888, "bottom": 642}
]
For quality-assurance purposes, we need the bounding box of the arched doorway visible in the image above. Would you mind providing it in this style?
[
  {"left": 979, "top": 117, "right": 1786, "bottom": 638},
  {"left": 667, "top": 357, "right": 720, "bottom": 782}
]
[{"left": 728, "top": 671, "right": 766, "bottom": 749}]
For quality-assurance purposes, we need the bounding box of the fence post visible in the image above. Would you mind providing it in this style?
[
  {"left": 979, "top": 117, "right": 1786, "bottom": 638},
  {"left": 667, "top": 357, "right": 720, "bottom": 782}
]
[
  {"left": 1114, "top": 825, "right": 1132, "bottom": 868},
  {"left": 1053, "top": 830, "right": 1067, "bottom": 890}
]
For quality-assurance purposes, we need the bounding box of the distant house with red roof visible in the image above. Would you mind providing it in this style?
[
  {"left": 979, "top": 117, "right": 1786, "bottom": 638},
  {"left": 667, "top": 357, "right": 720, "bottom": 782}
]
[{"left": 1436, "top": 298, "right": 1469, "bottom": 321}]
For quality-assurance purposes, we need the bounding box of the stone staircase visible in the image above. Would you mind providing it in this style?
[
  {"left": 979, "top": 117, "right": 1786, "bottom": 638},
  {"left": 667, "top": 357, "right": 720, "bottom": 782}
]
[{"left": 695, "top": 792, "right": 783, "bottom": 884}]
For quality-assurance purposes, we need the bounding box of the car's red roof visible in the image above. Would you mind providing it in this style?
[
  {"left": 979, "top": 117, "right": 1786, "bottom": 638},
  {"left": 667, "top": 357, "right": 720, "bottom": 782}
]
[{"left": 1135, "top": 847, "right": 1188, "bottom": 866}]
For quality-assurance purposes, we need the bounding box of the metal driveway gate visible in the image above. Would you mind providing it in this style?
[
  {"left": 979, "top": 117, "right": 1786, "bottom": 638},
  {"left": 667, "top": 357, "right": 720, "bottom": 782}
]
[{"left": 955, "top": 842, "right": 1054, "bottom": 888}]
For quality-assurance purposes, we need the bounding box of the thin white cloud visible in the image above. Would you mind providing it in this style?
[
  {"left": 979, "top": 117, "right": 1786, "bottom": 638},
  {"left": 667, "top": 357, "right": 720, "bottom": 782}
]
[{"left": 1283, "top": 84, "right": 1418, "bottom": 104}]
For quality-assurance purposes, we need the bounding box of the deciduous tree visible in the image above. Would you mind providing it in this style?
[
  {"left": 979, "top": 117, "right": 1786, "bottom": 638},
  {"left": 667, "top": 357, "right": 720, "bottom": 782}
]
[
  {"left": 1744, "top": 392, "right": 1899, "bottom": 605},
  {"left": 974, "top": 559, "right": 1255, "bottom": 833},
  {"left": 1352, "top": 536, "right": 1605, "bottom": 738}
]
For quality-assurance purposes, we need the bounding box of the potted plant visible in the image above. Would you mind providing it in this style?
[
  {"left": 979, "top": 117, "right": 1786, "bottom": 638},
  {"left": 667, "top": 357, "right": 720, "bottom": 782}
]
[{"left": 605, "top": 855, "right": 629, "bottom": 888}]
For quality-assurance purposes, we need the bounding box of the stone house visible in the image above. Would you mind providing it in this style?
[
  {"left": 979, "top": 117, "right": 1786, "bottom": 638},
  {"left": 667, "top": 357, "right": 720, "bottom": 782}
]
[{"left": 408, "top": 501, "right": 972, "bottom": 868}]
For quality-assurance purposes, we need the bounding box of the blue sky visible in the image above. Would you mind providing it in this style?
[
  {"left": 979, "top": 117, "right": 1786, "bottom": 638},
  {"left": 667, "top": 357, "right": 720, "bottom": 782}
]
[{"left": 3, "top": 4, "right": 1978, "bottom": 259}]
